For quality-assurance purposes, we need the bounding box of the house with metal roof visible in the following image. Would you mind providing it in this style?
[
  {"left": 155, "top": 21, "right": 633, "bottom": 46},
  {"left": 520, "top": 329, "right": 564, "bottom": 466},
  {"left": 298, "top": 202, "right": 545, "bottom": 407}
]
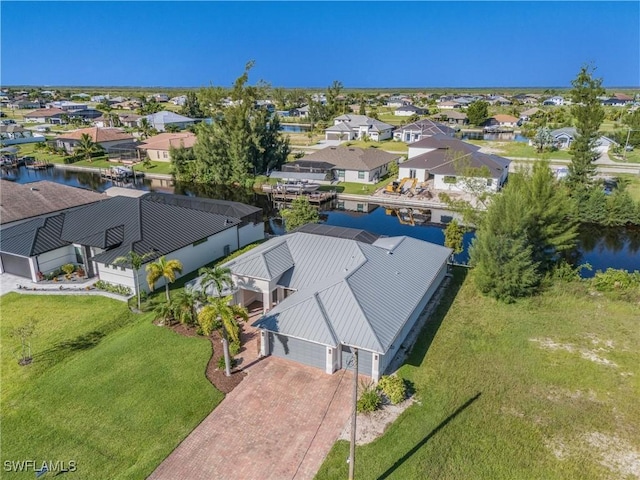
[
  {"left": 187, "top": 224, "right": 451, "bottom": 380},
  {"left": 399, "top": 135, "right": 511, "bottom": 192},
  {"left": 142, "top": 111, "right": 196, "bottom": 132},
  {"left": 0, "top": 193, "right": 264, "bottom": 289},
  {"left": 393, "top": 119, "right": 457, "bottom": 143},
  {"left": 325, "top": 114, "right": 395, "bottom": 142},
  {"left": 290, "top": 146, "right": 402, "bottom": 184}
]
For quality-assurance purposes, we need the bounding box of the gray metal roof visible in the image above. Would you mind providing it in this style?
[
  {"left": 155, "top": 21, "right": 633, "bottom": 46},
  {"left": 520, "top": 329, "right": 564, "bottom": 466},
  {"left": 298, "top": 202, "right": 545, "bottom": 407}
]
[
  {"left": 293, "top": 224, "right": 380, "bottom": 244},
  {"left": 1, "top": 194, "right": 246, "bottom": 264},
  {"left": 224, "top": 229, "right": 451, "bottom": 353},
  {"left": 268, "top": 171, "right": 328, "bottom": 181}
]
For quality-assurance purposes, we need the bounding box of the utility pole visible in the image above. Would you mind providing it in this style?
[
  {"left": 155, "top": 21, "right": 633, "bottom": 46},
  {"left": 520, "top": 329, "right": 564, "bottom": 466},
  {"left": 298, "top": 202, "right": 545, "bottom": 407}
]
[
  {"left": 623, "top": 128, "right": 632, "bottom": 161},
  {"left": 348, "top": 348, "right": 358, "bottom": 480}
]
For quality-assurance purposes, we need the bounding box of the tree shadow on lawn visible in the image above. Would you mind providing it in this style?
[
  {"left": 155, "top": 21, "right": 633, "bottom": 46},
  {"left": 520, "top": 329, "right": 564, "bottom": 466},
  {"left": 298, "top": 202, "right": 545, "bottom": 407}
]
[
  {"left": 405, "top": 266, "right": 468, "bottom": 368},
  {"left": 377, "top": 391, "right": 482, "bottom": 480}
]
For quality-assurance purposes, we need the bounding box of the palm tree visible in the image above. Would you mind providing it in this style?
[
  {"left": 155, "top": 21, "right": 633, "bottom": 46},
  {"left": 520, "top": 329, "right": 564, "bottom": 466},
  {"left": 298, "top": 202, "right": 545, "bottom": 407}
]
[
  {"left": 146, "top": 256, "right": 183, "bottom": 302},
  {"left": 197, "top": 265, "right": 234, "bottom": 297},
  {"left": 74, "top": 133, "right": 103, "bottom": 161},
  {"left": 138, "top": 118, "right": 156, "bottom": 139},
  {"left": 153, "top": 299, "right": 175, "bottom": 326},
  {"left": 113, "top": 250, "right": 155, "bottom": 311},
  {"left": 172, "top": 289, "right": 202, "bottom": 326},
  {"left": 197, "top": 295, "right": 249, "bottom": 376}
]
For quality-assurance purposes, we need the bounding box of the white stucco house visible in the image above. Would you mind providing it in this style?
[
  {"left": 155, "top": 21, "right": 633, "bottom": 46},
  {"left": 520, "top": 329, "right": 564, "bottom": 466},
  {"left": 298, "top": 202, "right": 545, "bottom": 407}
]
[
  {"left": 0, "top": 193, "right": 264, "bottom": 292},
  {"left": 325, "top": 114, "right": 394, "bottom": 142},
  {"left": 55, "top": 127, "right": 134, "bottom": 154},
  {"left": 142, "top": 111, "right": 196, "bottom": 132},
  {"left": 393, "top": 119, "right": 456, "bottom": 143},
  {"left": 398, "top": 135, "right": 511, "bottom": 192},
  {"left": 285, "top": 146, "right": 402, "bottom": 184},
  {"left": 550, "top": 127, "right": 618, "bottom": 154},
  {"left": 187, "top": 224, "right": 452, "bottom": 381},
  {"left": 0, "top": 125, "right": 46, "bottom": 146}
]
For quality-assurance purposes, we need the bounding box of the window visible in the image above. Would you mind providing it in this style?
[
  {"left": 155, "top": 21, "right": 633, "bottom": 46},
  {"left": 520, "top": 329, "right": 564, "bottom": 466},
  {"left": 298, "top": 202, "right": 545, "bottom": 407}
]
[
  {"left": 193, "top": 237, "right": 208, "bottom": 247},
  {"left": 357, "top": 203, "right": 364, "bottom": 212},
  {"left": 443, "top": 176, "right": 457, "bottom": 184},
  {"left": 337, "top": 169, "right": 345, "bottom": 178},
  {"left": 358, "top": 171, "right": 365, "bottom": 180},
  {"left": 486, "top": 178, "right": 493, "bottom": 186},
  {"left": 223, "top": 244, "right": 231, "bottom": 256},
  {"left": 337, "top": 201, "right": 345, "bottom": 210},
  {"left": 163, "top": 151, "right": 168, "bottom": 159}
]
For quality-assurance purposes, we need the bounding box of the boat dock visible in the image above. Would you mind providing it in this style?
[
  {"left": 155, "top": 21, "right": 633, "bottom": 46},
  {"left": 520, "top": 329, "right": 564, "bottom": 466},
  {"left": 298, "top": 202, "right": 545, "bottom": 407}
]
[
  {"left": 99, "top": 168, "right": 145, "bottom": 181},
  {"left": 25, "top": 161, "right": 53, "bottom": 170},
  {"left": 263, "top": 185, "right": 337, "bottom": 204}
]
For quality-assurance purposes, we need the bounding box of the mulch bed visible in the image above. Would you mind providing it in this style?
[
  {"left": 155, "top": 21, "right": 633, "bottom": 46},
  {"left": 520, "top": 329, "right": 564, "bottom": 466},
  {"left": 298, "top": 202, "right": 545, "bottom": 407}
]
[{"left": 169, "top": 323, "right": 246, "bottom": 394}]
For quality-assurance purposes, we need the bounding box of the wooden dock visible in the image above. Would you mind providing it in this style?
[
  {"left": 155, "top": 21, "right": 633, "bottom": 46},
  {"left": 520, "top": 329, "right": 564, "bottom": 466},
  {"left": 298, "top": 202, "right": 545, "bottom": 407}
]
[{"left": 25, "top": 161, "right": 53, "bottom": 170}]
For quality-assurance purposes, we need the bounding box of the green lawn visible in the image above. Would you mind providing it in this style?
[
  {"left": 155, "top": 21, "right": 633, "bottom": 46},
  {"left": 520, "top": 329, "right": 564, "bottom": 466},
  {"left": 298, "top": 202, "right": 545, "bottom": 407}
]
[
  {"left": 472, "top": 140, "right": 573, "bottom": 160},
  {"left": 316, "top": 269, "right": 640, "bottom": 480},
  {"left": 618, "top": 173, "right": 640, "bottom": 201},
  {"left": 1, "top": 294, "right": 220, "bottom": 479},
  {"left": 318, "top": 176, "right": 393, "bottom": 195},
  {"left": 610, "top": 149, "right": 640, "bottom": 164}
]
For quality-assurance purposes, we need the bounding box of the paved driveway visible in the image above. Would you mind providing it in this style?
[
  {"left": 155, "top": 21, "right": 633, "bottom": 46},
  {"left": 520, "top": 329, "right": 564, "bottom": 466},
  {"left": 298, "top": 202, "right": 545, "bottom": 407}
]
[{"left": 148, "top": 357, "right": 353, "bottom": 480}]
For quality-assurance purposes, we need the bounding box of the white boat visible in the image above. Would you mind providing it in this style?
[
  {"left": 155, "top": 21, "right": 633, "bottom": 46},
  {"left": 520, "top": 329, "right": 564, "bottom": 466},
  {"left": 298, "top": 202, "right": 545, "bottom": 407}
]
[
  {"left": 110, "top": 166, "right": 134, "bottom": 179},
  {"left": 276, "top": 181, "right": 321, "bottom": 193}
]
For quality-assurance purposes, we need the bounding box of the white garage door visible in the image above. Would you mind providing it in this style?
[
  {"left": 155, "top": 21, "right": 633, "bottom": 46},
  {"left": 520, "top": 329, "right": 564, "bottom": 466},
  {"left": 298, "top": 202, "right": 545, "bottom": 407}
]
[
  {"left": 341, "top": 346, "right": 373, "bottom": 377},
  {"left": 1, "top": 254, "right": 31, "bottom": 278},
  {"left": 268, "top": 332, "right": 326, "bottom": 370}
]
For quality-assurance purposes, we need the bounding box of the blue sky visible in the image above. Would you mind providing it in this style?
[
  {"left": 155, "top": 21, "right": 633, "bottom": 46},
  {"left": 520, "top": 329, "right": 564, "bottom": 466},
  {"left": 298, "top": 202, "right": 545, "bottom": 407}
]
[{"left": 1, "top": 2, "right": 638, "bottom": 88}]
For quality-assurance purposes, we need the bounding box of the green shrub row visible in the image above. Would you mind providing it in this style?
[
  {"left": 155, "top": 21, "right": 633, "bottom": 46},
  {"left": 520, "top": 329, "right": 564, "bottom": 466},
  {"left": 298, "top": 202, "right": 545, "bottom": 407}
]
[
  {"left": 94, "top": 280, "right": 133, "bottom": 296},
  {"left": 357, "top": 375, "right": 408, "bottom": 414}
]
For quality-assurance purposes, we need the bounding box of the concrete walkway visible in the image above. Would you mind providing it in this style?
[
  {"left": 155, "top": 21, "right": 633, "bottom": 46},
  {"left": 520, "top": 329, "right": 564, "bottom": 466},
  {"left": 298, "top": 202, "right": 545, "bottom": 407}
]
[{"left": 148, "top": 357, "right": 353, "bottom": 480}]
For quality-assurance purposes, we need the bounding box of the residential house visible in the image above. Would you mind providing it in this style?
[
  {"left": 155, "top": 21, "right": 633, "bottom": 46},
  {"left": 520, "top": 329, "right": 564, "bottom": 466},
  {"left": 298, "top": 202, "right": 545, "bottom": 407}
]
[
  {"left": 137, "top": 132, "right": 197, "bottom": 162},
  {"left": 0, "top": 193, "right": 264, "bottom": 291},
  {"left": 393, "top": 119, "right": 456, "bottom": 143},
  {"left": 484, "top": 114, "right": 519, "bottom": 128},
  {"left": 0, "top": 180, "right": 105, "bottom": 226},
  {"left": 287, "top": 146, "right": 401, "bottom": 184},
  {"left": 436, "top": 110, "right": 469, "bottom": 126},
  {"left": 170, "top": 95, "right": 187, "bottom": 106},
  {"left": 0, "top": 125, "right": 46, "bottom": 146},
  {"left": 386, "top": 97, "right": 411, "bottom": 108},
  {"left": 23, "top": 108, "right": 67, "bottom": 124},
  {"left": 487, "top": 95, "right": 512, "bottom": 106},
  {"left": 111, "top": 100, "right": 141, "bottom": 110},
  {"left": 69, "top": 109, "right": 103, "bottom": 121},
  {"left": 118, "top": 113, "right": 142, "bottom": 128},
  {"left": 142, "top": 111, "right": 196, "bottom": 132},
  {"left": 437, "top": 100, "right": 463, "bottom": 110},
  {"left": 325, "top": 114, "right": 394, "bottom": 141},
  {"left": 519, "top": 107, "right": 543, "bottom": 122},
  {"left": 543, "top": 96, "right": 565, "bottom": 106},
  {"left": 394, "top": 105, "right": 427, "bottom": 117},
  {"left": 46, "top": 101, "right": 88, "bottom": 112},
  {"left": 150, "top": 93, "right": 169, "bottom": 102},
  {"left": 398, "top": 135, "right": 511, "bottom": 192},
  {"left": 55, "top": 127, "right": 134, "bottom": 154},
  {"left": 186, "top": 224, "right": 451, "bottom": 381},
  {"left": 289, "top": 105, "right": 309, "bottom": 118},
  {"left": 550, "top": 127, "right": 617, "bottom": 153},
  {"left": 9, "top": 100, "right": 41, "bottom": 109}
]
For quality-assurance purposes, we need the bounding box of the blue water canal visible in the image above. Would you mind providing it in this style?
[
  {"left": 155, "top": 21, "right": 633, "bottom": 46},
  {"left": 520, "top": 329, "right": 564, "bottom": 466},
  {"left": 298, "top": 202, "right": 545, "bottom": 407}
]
[{"left": 3, "top": 166, "right": 639, "bottom": 276}]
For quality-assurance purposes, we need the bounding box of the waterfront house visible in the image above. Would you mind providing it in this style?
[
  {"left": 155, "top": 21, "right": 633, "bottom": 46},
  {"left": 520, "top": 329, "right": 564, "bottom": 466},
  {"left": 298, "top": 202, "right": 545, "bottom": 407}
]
[{"left": 325, "top": 114, "right": 394, "bottom": 142}]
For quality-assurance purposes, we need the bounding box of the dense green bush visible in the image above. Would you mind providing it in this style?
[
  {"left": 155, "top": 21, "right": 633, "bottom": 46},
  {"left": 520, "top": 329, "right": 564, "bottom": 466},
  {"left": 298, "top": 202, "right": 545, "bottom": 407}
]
[
  {"left": 377, "top": 375, "right": 407, "bottom": 404},
  {"left": 229, "top": 340, "right": 241, "bottom": 356},
  {"left": 357, "top": 382, "right": 382, "bottom": 413},
  {"left": 591, "top": 269, "right": 640, "bottom": 292},
  {"left": 217, "top": 355, "right": 237, "bottom": 370}
]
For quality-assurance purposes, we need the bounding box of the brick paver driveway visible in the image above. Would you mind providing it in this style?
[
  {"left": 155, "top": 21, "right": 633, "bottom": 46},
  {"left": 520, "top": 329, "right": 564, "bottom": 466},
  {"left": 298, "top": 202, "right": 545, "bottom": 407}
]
[{"left": 148, "top": 357, "right": 353, "bottom": 480}]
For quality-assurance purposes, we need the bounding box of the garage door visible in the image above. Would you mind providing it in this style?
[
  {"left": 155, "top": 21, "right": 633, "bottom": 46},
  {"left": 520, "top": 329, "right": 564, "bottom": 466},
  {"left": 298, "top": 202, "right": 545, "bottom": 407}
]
[
  {"left": 341, "top": 346, "right": 373, "bottom": 377},
  {"left": 268, "top": 332, "right": 326, "bottom": 370},
  {"left": 326, "top": 133, "right": 341, "bottom": 141},
  {"left": 1, "top": 253, "right": 31, "bottom": 278}
]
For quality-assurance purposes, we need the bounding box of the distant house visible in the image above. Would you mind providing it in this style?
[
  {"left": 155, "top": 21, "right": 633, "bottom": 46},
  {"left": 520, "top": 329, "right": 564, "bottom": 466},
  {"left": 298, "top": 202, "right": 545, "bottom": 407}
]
[
  {"left": 0, "top": 192, "right": 264, "bottom": 291},
  {"left": 519, "top": 107, "right": 542, "bottom": 122},
  {"left": 118, "top": 114, "right": 142, "bottom": 128},
  {"left": 55, "top": 127, "right": 134, "bottom": 154},
  {"left": 399, "top": 135, "right": 510, "bottom": 192},
  {"left": 137, "top": 132, "right": 197, "bottom": 162},
  {"left": 151, "top": 93, "right": 169, "bottom": 102},
  {"left": 437, "top": 101, "right": 462, "bottom": 110},
  {"left": 393, "top": 119, "right": 456, "bottom": 143},
  {"left": 543, "top": 96, "right": 565, "bottom": 106},
  {"left": 325, "top": 114, "right": 394, "bottom": 142},
  {"left": 394, "top": 105, "right": 426, "bottom": 117},
  {"left": 487, "top": 95, "right": 512, "bottom": 106},
  {"left": 0, "top": 125, "right": 46, "bottom": 146},
  {"left": 289, "top": 105, "right": 309, "bottom": 118},
  {"left": 484, "top": 114, "right": 519, "bottom": 128},
  {"left": 286, "top": 146, "right": 401, "bottom": 184},
  {"left": 436, "top": 110, "right": 469, "bottom": 126},
  {"left": 170, "top": 95, "right": 187, "bottom": 106},
  {"left": 23, "top": 108, "right": 67, "bottom": 124},
  {"left": 142, "top": 111, "right": 196, "bottom": 132},
  {"left": 46, "top": 101, "right": 87, "bottom": 112},
  {"left": 112, "top": 100, "right": 141, "bottom": 110},
  {"left": 550, "top": 127, "right": 618, "bottom": 153},
  {"left": 69, "top": 109, "right": 103, "bottom": 121},
  {"left": 386, "top": 97, "right": 411, "bottom": 108},
  {"left": 9, "top": 100, "right": 41, "bottom": 109}
]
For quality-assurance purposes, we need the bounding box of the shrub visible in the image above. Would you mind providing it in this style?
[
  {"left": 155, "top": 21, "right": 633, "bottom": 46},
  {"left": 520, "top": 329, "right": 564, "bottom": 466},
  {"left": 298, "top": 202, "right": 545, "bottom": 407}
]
[
  {"left": 61, "top": 263, "right": 75, "bottom": 276},
  {"left": 217, "top": 355, "right": 237, "bottom": 370},
  {"left": 229, "top": 340, "right": 241, "bottom": 356},
  {"left": 377, "top": 375, "right": 407, "bottom": 404},
  {"left": 592, "top": 268, "right": 640, "bottom": 292},
  {"left": 94, "top": 280, "right": 133, "bottom": 296},
  {"left": 357, "top": 381, "right": 382, "bottom": 413}
]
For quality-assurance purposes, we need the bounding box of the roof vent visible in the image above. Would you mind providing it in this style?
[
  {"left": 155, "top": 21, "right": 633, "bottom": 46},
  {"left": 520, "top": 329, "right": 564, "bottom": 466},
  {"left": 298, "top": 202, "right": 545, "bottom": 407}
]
[
  {"left": 30, "top": 187, "right": 39, "bottom": 191},
  {"left": 395, "top": 271, "right": 400, "bottom": 275},
  {"left": 387, "top": 251, "right": 393, "bottom": 255}
]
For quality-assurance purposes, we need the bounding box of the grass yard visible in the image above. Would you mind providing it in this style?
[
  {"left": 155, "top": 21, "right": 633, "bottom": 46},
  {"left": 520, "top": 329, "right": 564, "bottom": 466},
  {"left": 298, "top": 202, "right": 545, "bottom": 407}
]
[
  {"left": 318, "top": 176, "right": 393, "bottom": 195},
  {"left": 618, "top": 173, "right": 640, "bottom": 202},
  {"left": 473, "top": 140, "right": 573, "bottom": 160},
  {"left": 316, "top": 269, "right": 640, "bottom": 480},
  {"left": 610, "top": 149, "right": 640, "bottom": 164},
  {"left": 1, "top": 294, "right": 220, "bottom": 479}
]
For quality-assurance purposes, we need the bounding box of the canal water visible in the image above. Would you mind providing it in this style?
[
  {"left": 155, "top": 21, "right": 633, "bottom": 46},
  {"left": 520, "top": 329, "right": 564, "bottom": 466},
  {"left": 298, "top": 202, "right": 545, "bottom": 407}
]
[
  {"left": 459, "top": 131, "right": 529, "bottom": 143},
  {"left": 3, "top": 166, "right": 639, "bottom": 276},
  {"left": 279, "top": 124, "right": 312, "bottom": 133}
]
